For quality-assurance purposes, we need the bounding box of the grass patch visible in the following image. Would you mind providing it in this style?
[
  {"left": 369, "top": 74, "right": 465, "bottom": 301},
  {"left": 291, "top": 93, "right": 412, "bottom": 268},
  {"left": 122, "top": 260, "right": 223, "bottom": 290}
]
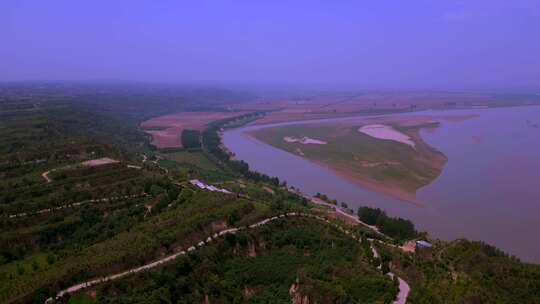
[{"left": 162, "top": 151, "right": 219, "bottom": 171}]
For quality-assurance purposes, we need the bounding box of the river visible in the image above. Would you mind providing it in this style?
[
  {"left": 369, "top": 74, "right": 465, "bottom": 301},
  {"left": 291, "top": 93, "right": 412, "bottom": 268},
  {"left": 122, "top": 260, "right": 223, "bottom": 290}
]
[{"left": 222, "top": 106, "right": 540, "bottom": 263}]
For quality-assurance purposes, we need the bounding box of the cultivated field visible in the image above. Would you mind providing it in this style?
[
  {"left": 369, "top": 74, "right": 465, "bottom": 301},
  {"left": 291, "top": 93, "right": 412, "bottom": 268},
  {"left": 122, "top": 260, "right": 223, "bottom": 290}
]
[
  {"left": 162, "top": 151, "right": 218, "bottom": 171},
  {"left": 231, "top": 91, "right": 540, "bottom": 126},
  {"left": 141, "top": 111, "right": 246, "bottom": 148}
]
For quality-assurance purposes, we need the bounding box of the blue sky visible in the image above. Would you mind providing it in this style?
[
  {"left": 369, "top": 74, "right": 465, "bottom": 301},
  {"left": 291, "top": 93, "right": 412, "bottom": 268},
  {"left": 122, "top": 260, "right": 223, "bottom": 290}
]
[{"left": 1, "top": 0, "right": 539, "bottom": 90}]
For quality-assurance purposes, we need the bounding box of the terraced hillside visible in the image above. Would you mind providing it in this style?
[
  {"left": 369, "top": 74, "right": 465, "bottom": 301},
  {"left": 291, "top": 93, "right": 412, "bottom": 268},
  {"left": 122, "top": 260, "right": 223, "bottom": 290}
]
[
  {"left": 0, "top": 95, "right": 170, "bottom": 302},
  {"left": 1, "top": 85, "right": 539, "bottom": 304},
  {"left": 58, "top": 217, "right": 398, "bottom": 303}
]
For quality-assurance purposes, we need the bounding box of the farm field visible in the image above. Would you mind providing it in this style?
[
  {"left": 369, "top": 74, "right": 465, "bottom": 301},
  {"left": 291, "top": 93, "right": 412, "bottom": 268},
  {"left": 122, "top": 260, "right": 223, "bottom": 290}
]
[
  {"left": 161, "top": 151, "right": 219, "bottom": 171},
  {"left": 141, "top": 111, "right": 247, "bottom": 148},
  {"left": 0, "top": 97, "right": 152, "bottom": 216},
  {"left": 230, "top": 91, "right": 540, "bottom": 126}
]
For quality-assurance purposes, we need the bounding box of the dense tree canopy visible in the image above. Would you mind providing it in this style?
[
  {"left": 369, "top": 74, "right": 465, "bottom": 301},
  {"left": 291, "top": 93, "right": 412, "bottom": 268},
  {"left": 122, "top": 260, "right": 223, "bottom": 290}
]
[{"left": 358, "top": 206, "right": 417, "bottom": 240}]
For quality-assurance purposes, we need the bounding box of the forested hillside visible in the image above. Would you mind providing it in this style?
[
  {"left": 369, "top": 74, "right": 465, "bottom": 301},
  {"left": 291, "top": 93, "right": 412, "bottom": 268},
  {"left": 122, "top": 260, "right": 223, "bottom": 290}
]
[{"left": 1, "top": 84, "right": 539, "bottom": 304}]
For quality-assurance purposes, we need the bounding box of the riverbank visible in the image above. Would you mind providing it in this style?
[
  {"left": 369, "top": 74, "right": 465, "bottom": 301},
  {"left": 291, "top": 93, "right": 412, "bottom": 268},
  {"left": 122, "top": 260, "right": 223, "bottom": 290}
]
[{"left": 223, "top": 106, "right": 540, "bottom": 263}]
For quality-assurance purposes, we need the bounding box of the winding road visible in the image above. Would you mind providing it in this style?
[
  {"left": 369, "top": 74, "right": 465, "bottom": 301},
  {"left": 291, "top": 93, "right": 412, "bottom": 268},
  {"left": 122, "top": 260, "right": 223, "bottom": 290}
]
[
  {"left": 45, "top": 212, "right": 410, "bottom": 304},
  {"left": 311, "top": 194, "right": 411, "bottom": 303},
  {"left": 6, "top": 194, "right": 148, "bottom": 219},
  {"left": 307, "top": 195, "right": 384, "bottom": 234},
  {"left": 370, "top": 245, "right": 410, "bottom": 304}
]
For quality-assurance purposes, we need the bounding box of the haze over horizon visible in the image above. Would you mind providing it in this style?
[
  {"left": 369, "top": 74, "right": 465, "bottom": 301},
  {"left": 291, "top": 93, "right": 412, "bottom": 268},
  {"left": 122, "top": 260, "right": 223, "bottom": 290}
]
[{"left": 2, "top": 1, "right": 540, "bottom": 91}]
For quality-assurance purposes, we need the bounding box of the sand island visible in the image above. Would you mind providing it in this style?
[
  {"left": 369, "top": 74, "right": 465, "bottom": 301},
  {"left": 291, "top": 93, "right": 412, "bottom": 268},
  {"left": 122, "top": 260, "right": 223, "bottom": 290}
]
[{"left": 247, "top": 115, "right": 473, "bottom": 204}]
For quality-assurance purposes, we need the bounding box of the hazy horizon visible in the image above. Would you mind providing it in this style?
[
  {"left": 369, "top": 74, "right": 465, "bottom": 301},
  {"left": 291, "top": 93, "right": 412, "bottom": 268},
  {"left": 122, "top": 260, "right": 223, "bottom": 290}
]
[{"left": 2, "top": 1, "right": 540, "bottom": 91}]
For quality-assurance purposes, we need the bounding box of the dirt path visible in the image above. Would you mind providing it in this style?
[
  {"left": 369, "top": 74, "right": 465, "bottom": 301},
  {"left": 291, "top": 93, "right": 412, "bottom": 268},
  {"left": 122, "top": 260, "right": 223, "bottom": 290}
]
[
  {"left": 7, "top": 194, "right": 147, "bottom": 219},
  {"left": 46, "top": 212, "right": 410, "bottom": 303},
  {"left": 41, "top": 170, "right": 54, "bottom": 183},
  {"left": 310, "top": 192, "right": 411, "bottom": 303},
  {"left": 394, "top": 276, "right": 410, "bottom": 304},
  {"left": 306, "top": 195, "right": 384, "bottom": 235},
  {"left": 370, "top": 245, "right": 410, "bottom": 304}
]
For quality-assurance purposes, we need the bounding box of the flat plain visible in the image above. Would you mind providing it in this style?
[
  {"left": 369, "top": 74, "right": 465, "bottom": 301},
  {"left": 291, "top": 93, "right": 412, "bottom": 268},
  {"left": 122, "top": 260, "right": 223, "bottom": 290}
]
[{"left": 141, "top": 111, "right": 246, "bottom": 148}]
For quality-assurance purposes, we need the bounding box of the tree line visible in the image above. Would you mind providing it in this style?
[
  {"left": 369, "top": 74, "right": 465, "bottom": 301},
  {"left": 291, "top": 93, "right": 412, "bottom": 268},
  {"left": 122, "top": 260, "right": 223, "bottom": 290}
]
[
  {"left": 314, "top": 193, "right": 417, "bottom": 241},
  {"left": 201, "top": 112, "right": 280, "bottom": 186},
  {"left": 181, "top": 129, "right": 202, "bottom": 151},
  {"left": 357, "top": 206, "right": 416, "bottom": 240}
]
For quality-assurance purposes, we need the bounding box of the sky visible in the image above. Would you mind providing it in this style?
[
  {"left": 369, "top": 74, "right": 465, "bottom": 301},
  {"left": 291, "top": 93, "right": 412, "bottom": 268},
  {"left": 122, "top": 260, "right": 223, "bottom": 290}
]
[{"left": 1, "top": 0, "right": 539, "bottom": 90}]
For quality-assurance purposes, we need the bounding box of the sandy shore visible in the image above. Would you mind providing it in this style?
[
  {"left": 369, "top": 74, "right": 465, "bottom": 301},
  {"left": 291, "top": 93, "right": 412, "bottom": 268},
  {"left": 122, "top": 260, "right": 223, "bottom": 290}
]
[
  {"left": 318, "top": 160, "right": 424, "bottom": 205},
  {"left": 284, "top": 136, "right": 327, "bottom": 145},
  {"left": 328, "top": 126, "right": 447, "bottom": 205},
  {"left": 358, "top": 124, "right": 416, "bottom": 147}
]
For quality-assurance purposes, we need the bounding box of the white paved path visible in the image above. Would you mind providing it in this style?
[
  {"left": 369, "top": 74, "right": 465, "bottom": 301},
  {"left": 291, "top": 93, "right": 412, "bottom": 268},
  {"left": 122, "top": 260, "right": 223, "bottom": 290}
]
[{"left": 46, "top": 212, "right": 410, "bottom": 303}]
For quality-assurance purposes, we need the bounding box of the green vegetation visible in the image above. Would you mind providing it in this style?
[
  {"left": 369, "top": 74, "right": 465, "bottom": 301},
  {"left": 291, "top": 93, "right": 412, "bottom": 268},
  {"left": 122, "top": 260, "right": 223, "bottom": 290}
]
[
  {"left": 57, "top": 218, "right": 397, "bottom": 304},
  {"left": 180, "top": 129, "right": 201, "bottom": 151},
  {"left": 381, "top": 239, "right": 540, "bottom": 304},
  {"left": 202, "top": 112, "right": 281, "bottom": 186},
  {"left": 0, "top": 87, "right": 312, "bottom": 303},
  {"left": 1, "top": 83, "right": 539, "bottom": 304},
  {"left": 358, "top": 207, "right": 417, "bottom": 241},
  {"left": 0, "top": 177, "right": 278, "bottom": 303},
  {"left": 0, "top": 85, "right": 261, "bottom": 303},
  {"left": 162, "top": 151, "right": 218, "bottom": 171},
  {"left": 250, "top": 122, "right": 447, "bottom": 198}
]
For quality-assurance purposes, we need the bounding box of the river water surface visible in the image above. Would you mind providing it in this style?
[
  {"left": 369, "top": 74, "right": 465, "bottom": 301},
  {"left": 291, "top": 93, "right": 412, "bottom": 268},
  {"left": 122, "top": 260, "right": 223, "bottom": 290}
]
[{"left": 223, "top": 106, "right": 540, "bottom": 263}]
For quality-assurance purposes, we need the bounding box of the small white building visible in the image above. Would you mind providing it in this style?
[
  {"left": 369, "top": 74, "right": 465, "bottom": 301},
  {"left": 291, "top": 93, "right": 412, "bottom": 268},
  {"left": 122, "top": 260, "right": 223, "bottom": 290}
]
[
  {"left": 416, "top": 240, "right": 433, "bottom": 248},
  {"left": 207, "top": 185, "right": 219, "bottom": 192},
  {"left": 190, "top": 179, "right": 207, "bottom": 189},
  {"left": 190, "top": 179, "right": 231, "bottom": 194}
]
